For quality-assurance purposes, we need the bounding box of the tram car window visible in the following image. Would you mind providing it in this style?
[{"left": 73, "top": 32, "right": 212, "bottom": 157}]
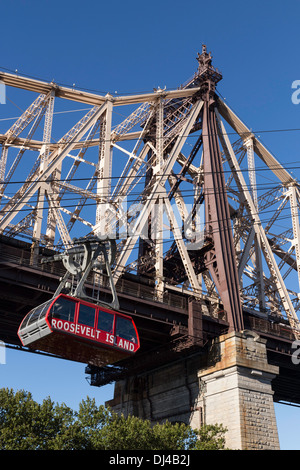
[
  {"left": 78, "top": 303, "right": 96, "bottom": 328},
  {"left": 98, "top": 310, "right": 114, "bottom": 333},
  {"left": 51, "top": 297, "right": 76, "bottom": 322}
]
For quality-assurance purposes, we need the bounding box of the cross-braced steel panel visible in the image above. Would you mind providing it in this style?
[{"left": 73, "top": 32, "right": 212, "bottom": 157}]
[{"left": 1, "top": 46, "right": 300, "bottom": 338}]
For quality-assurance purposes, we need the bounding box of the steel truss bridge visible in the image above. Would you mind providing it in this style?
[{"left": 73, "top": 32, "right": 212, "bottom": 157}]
[{"left": 1, "top": 46, "right": 300, "bottom": 405}]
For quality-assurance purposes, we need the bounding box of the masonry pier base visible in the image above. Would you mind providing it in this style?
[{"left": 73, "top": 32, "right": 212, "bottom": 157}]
[{"left": 107, "top": 330, "right": 280, "bottom": 450}]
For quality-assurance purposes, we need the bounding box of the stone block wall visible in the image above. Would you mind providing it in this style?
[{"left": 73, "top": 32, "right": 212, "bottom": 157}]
[
  {"left": 107, "top": 356, "right": 201, "bottom": 424},
  {"left": 197, "top": 330, "right": 280, "bottom": 449},
  {"left": 108, "top": 330, "right": 280, "bottom": 450}
]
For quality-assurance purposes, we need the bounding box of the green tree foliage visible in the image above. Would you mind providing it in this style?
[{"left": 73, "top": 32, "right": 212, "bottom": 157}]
[{"left": 0, "top": 388, "right": 227, "bottom": 450}]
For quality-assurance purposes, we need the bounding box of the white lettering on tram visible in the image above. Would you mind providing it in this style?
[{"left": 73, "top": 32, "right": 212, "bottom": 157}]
[{"left": 51, "top": 319, "right": 135, "bottom": 351}]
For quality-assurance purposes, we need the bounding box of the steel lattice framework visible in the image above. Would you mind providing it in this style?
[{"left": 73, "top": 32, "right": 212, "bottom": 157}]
[{"left": 1, "top": 46, "right": 300, "bottom": 338}]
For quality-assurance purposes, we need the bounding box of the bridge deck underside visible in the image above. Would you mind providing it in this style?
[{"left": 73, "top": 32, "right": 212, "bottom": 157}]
[{"left": 0, "top": 236, "right": 299, "bottom": 405}]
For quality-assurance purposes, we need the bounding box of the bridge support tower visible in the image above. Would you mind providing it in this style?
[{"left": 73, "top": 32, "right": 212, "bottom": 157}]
[
  {"left": 107, "top": 330, "right": 280, "bottom": 450},
  {"left": 196, "top": 330, "right": 280, "bottom": 450}
]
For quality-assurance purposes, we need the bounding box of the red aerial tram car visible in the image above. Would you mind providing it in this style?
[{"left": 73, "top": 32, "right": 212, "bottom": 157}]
[{"left": 18, "top": 294, "right": 140, "bottom": 367}]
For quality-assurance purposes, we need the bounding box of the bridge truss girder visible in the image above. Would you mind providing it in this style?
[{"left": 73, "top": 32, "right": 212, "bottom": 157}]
[{"left": 1, "top": 46, "right": 300, "bottom": 338}]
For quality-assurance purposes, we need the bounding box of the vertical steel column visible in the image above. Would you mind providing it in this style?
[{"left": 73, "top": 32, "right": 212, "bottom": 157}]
[
  {"left": 245, "top": 136, "right": 258, "bottom": 209},
  {"left": 96, "top": 97, "right": 113, "bottom": 236},
  {"left": 42, "top": 91, "right": 56, "bottom": 245},
  {"left": 0, "top": 146, "right": 8, "bottom": 186},
  {"left": 153, "top": 97, "right": 164, "bottom": 301},
  {"left": 288, "top": 185, "right": 300, "bottom": 290},
  {"left": 245, "top": 136, "right": 266, "bottom": 310},
  {"left": 202, "top": 100, "right": 244, "bottom": 332},
  {"left": 32, "top": 92, "right": 55, "bottom": 259}
]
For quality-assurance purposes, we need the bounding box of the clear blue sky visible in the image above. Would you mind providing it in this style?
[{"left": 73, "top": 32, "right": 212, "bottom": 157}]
[{"left": 1, "top": 0, "right": 300, "bottom": 450}]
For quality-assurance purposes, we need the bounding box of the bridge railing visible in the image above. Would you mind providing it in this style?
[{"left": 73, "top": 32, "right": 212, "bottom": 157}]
[
  {"left": 0, "top": 243, "right": 188, "bottom": 312},
  {"left": 248, "top": 315, "right": 296, "bottom": 341}
]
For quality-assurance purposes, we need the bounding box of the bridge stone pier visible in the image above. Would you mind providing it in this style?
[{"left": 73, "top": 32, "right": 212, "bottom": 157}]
[
  {"left": 195, "top": 330, "right": 280, "bottom": 450},
  {"left": 107, "top": 330, "right": 280, "bottom": 450}
]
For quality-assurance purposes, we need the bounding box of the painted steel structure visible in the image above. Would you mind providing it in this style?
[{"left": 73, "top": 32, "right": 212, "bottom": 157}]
[{"left": 1, "top": 45, "right": 300, "bottom": 347}]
